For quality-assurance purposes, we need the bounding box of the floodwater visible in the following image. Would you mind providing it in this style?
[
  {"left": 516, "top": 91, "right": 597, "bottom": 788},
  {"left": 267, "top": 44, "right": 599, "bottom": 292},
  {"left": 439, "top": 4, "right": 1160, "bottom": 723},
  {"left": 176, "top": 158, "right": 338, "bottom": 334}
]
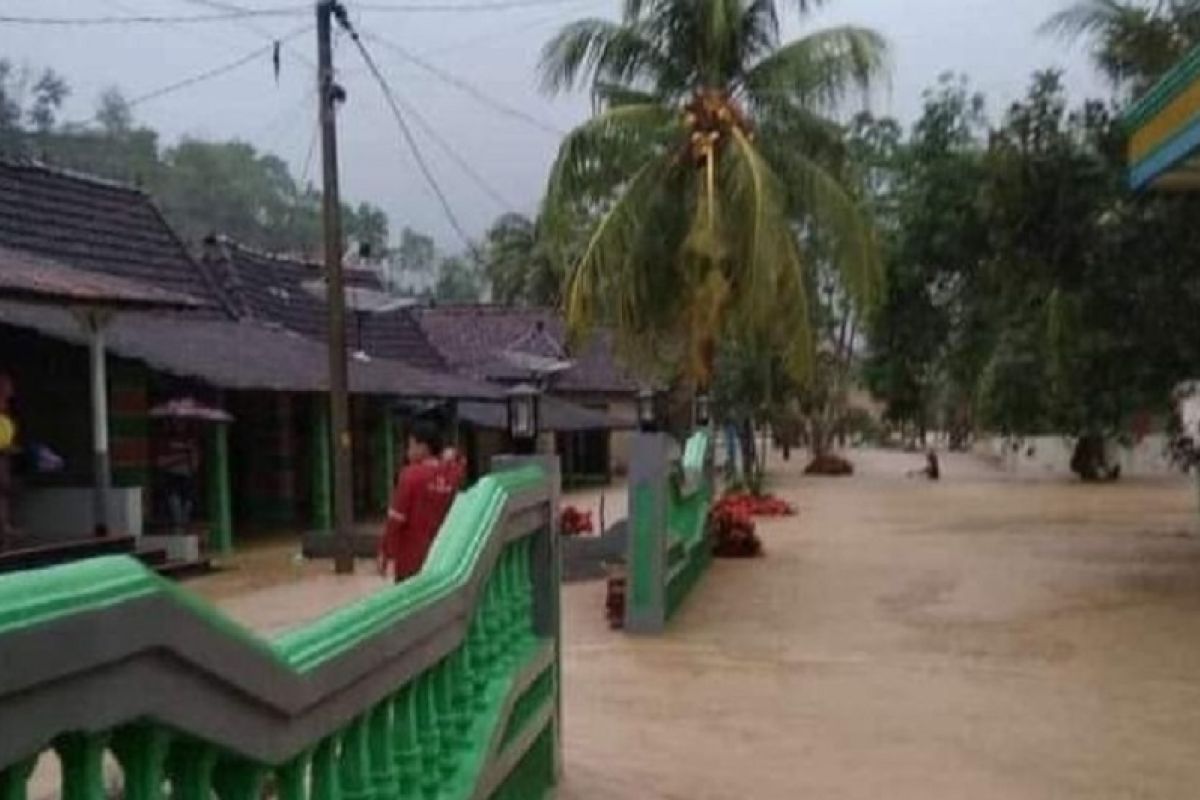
[
  {"left": 177, "top": 450, "right": 1200, "bottom": 798},
  {"left": 557, "top": 450, "right": 1200, "bottom": 799}
]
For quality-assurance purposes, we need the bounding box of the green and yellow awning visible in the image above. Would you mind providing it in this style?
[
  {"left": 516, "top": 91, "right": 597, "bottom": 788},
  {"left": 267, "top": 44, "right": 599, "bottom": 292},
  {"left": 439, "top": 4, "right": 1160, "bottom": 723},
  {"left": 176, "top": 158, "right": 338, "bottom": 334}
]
[{"left": 1127, "top": 46, "right": 1200, "bottom": 190}]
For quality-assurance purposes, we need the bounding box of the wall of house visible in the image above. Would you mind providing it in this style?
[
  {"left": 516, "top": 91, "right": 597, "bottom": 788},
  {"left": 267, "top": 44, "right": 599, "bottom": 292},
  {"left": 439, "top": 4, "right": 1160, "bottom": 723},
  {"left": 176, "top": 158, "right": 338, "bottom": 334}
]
[{"left": 557, "top": 391, "right": 637, "bottom": 477}]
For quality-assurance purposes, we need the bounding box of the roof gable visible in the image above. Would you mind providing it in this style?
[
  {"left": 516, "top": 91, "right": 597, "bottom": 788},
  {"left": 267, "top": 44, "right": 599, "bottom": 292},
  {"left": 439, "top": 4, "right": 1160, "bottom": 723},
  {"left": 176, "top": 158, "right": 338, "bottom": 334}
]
[
  {"left": 207, "top": 238, "right": 447, "bottom": 371},
  {"left": 413, "top": 305, "right": 636, "bottom": 393},
  {"left": 0, "top": 160, "right": 226, "bottom": 310}
]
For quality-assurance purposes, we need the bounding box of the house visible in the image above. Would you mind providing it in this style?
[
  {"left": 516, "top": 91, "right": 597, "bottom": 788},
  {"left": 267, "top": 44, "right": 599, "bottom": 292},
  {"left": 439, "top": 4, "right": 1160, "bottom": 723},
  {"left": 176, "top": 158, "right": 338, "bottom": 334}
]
[
  {"left": 203, "top": 242, "right": 634, "bottom": 486},
  {"left": 0, "top": 159, "right": 499, "bottom": 558},
  {"left": 411, "top": 305, "right": 640, "bottom": 480}
]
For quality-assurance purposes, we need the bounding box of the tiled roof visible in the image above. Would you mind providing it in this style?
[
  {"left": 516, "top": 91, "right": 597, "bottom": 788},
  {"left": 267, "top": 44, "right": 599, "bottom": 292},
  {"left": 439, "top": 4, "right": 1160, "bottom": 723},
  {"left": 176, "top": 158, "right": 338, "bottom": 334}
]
[
  {"left": 0, "top": 246, "right": 205, "bottom": 310},
  {"left": 205, "top": 238, "right": 447, "bottom": 371},
  {"left": 412, "top": 305, "right": 637, "bottom": 394},
  {"left": 0, "top": 160, "right": 228, "bottom": 310},
  {"left": 0, "top": 301, "right": 501, "bottom": 399}
]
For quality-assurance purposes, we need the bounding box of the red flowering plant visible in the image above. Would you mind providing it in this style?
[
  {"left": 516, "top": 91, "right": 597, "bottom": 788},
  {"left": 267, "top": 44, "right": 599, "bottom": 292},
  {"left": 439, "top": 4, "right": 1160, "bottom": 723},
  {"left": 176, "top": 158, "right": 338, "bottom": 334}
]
[
  {"left": 559, "top": 505, "right": 595, "bottom": 537},
  {"left": 709, "top": 499, "right": 763, "bottom": 558}
]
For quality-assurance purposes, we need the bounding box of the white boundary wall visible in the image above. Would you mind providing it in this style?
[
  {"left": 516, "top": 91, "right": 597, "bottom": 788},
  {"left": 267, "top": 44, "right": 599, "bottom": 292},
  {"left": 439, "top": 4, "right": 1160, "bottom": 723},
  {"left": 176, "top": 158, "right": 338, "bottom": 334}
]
[{"left": 977, "top": 435, "right": 1180, "bottom": 478}]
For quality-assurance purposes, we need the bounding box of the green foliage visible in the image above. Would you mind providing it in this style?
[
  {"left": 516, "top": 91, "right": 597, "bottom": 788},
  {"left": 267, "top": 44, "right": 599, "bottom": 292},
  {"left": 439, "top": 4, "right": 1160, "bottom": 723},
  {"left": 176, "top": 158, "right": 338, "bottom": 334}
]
[
  {"left": 1042, "top": 0, "right": 1200, "bottom": 94},
  {"left": 480, "top": 212, "right": 563, "bottom": 307},
  {"left": 0, "top": 68, "right": 389, "bottom": 258},
  {"left": 434, "top": 256, "right": 484, "bottom": 303},
  {"left": 861, "top": 65, "right": 1200, "bottom": 442},
  {"left": 540, "top": 0, "right": 887, "bottom": 383}
]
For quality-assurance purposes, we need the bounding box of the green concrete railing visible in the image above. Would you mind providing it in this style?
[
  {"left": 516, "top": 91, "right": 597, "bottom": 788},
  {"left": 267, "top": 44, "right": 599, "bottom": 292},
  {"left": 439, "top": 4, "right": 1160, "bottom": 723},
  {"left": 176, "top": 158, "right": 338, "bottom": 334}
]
[
  {"left": 0, "top": 464, "right": 560, "bottom": 800},
  {"left": 626, "top": 430, "right": 714, "bottom": 634}
]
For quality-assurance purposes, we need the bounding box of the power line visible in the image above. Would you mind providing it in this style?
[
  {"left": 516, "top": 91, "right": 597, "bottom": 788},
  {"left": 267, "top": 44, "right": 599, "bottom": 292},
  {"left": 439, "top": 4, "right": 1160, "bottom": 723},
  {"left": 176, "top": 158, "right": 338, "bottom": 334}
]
[
  {"left": 127, "top": 24, "right": 311, "bottom": 109},
  {"left": 1, "top": 0, "right": 591, "bottom": 26},
  {"left": 356, "top": 0, "right": 602, "bottom": 11},
  {"left": 362, "top": 30, "right": 566, "bottom": 137},
  {"left": 335, "top": 12, "right": 479, "bottom": 251},
  {"left": 0, "top": 8, "right": 307, "bottom": 26},
  {"left": 174, "top": 0, "right": 317, "bottom": 70},
  {"left": 387, "top": 86, "right": 516, "bottom": 210},
  {"left": 419, "top": 0, "right": 602, "bottom": 57}
]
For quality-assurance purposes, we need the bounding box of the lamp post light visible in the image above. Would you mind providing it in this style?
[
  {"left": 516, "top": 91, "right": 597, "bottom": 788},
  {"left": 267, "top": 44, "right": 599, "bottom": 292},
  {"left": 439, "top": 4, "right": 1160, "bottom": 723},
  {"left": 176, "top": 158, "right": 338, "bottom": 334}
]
[
  {"left": 694, "top": 389, "right": 712, "bottom": 428},
  {"left": 637, "top": 387, "right": 661, "bottom": 433},
  {"left": 507, "top": 383, "right": 541, "bottom": 455}
]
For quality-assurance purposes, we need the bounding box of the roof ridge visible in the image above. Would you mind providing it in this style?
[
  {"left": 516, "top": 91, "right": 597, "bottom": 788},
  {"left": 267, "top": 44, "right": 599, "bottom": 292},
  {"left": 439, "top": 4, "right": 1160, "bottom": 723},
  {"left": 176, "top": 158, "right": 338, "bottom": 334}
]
[
  {"left": 217, "top": 235, "right": 325, "bottom": 271},
  {"left": 0, "top": 157, "right": 149, "bottom": 196}
]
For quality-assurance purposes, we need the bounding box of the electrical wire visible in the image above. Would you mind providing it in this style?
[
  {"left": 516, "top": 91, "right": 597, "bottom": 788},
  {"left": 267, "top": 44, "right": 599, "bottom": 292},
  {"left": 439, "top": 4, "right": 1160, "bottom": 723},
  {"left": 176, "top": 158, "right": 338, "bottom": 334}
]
[
  {"left": 387, "top": 86, "right": 516, "bottom": 210},
  {"left": 175, "top": 0, "right": 317, "bottom": 70},
  {"left": 419, "top": 0, "right": 602, "bottom": 57},
  {"left": 126, "top": 24, "right": 311, "bottom": 109},
  {"left": 1, "top": 0, "right": 593, "bottom": 25},
  {"left": 356, "top": 0, "right": 597, "bottom": 11},
  {"left": 336, "top": 13, "right": 480, "bottom": 251},
  {"left": 0, "top": 8, "right": 307, "bottom": 26},
  {"left": 361, "top": 30, "right": 565, "bottom": 137}
]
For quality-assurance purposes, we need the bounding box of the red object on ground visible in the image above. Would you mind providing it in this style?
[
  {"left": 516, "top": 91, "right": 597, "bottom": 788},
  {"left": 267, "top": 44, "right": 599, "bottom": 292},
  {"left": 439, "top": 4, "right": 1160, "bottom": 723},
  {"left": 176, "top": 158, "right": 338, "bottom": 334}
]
[
  {"left": 714, "top": 492, "right": 797, "bottom": 519},
  {"left": 710, "top": 501, "right": 764, "bottom": 559},
  {"left": 559, "top": 505, "right": 595, "bottom": 536},
  {"left": 605, "top": 568, "right": 626, "bottom": 629}
]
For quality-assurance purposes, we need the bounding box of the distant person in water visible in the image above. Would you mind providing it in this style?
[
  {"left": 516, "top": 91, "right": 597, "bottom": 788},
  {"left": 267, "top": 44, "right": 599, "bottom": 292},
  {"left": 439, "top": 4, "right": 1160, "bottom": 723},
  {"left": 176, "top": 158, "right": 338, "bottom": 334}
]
[
  {"left": 907, "top": 450, "right": 941, "bottom": 481},
  {"left": 378, "top": 420, "right": 466, "bottom": 583}
]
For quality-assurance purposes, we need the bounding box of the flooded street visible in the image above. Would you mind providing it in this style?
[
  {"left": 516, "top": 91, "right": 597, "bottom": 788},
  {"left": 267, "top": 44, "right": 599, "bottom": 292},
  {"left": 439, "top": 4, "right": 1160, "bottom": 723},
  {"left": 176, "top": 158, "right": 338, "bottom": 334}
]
[
  {"left": 558, "top": 450, "right": 1200, "bottom": 799},
  {"left": 183, "top": 449, "right": 1200, "bottom": 798}
]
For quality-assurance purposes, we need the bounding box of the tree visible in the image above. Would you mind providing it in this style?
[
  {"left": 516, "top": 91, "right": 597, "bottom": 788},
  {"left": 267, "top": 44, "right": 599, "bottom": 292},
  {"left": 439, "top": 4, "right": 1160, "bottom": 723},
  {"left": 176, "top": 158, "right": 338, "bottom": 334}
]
[
  {"left": 1043, "top": 0, "right": 1200, "bottom": 94},
  {"left": 480, "top": 212, "right": 563, "bottom": 306},
  {"left": 860, "top": 76, "right": 988, "bottom": 443},
  {"left": 434, "top": 256, "right": 484, "bottom": 303},
  {"left": 95, "top": 88, "right": 133, "bottom": 135},
  {"left": 388, "top": 227, "right": 436, "bottom": 296},
  {"left": 539, "top": 0, "right": 886, "bottom": 385},
  {"left": 344, "top": 202, "right": 389, "bottom": 258},
  {"left": 0, "top": 61, "right": 70, "bottom": 149}
]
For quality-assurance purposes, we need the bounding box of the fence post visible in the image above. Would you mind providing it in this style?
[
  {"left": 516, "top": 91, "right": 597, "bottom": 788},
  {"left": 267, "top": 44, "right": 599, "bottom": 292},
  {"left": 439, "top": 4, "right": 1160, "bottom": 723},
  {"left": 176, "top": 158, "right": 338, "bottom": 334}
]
[
  {"left": 491, "top": 453, "right": 562, "bottom": 779},
  {"left": 625, "top": 432, "right": 670, "bottom": 635}
]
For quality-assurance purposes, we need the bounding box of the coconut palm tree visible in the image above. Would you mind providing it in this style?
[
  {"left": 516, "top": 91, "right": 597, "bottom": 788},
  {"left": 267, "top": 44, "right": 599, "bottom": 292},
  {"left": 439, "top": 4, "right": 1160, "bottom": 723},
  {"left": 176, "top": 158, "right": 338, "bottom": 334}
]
[
  {"left": 539, "top": 0, "right": 887, "bottom": 383},
  {"left": 1043, "top": 1, "right": 1200, "bottom": 94}
]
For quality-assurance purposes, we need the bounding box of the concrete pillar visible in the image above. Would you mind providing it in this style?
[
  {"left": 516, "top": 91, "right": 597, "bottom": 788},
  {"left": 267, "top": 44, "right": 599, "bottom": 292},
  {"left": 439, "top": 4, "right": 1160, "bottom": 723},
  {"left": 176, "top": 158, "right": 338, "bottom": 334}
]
[{"left": 625, "top": 433, "right": 670, "bottom": 635}]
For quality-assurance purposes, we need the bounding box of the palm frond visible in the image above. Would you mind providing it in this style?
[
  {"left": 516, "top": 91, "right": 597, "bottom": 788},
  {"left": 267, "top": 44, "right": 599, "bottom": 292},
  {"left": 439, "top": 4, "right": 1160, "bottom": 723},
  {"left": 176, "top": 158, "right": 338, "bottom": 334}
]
[
  {"left": 743, "top": 25, "right": 889, "bottom": 111},
  {"left": 1039, "top": 0, "right": 1129, "bottom": 39},
  {"left": 764, "top": 139, "right": 883, "bottom": 315},
  {"left": 539, "top": 18, "right": 668, "bottom": 95},
  {"left": 722, "top": 127, "right": 814, "bottom": 381},
  {"left": 563, "top": 154, "right": 683, "bottom": 344},
  {"left": 540, "top": 103, "right": 680, "bottom": 242}
]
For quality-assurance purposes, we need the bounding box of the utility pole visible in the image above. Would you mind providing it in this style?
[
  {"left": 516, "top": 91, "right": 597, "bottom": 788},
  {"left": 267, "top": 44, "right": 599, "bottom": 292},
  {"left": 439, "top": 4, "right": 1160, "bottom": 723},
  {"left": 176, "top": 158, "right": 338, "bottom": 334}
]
[{"left": 316, "top": 0, "right": 355, "bottom": 574}]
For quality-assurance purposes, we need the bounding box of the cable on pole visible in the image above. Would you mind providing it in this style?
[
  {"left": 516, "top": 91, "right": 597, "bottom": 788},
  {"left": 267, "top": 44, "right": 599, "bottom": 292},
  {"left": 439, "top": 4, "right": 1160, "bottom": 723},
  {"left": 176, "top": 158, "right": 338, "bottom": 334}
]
[
  {"left": 335, "top": 11, "right": 480, "bottom": 252},
  {"left": 127, "top": 24, "right": 311, "bottom": 109},
  {"left": 0, "top": 8, "right": 308, "bottom": 26},
  {"left": 361, "top": 30, "right": 566, "bottom": 137}
]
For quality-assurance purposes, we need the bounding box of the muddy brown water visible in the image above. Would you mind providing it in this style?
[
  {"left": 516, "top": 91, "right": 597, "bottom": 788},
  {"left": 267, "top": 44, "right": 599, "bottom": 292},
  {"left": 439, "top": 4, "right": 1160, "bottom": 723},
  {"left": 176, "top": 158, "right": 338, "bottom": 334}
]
[
  {"left": 59, "top": 449, "right": 1199, "bottom": 799},
  {"left": 557, "top": 450, "right": 1200, "bottom": 799}
]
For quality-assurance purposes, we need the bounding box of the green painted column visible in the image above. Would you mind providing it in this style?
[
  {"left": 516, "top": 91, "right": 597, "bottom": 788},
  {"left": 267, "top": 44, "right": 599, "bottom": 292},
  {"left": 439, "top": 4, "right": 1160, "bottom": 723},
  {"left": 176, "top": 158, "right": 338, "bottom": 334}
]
[
  {"left": 373, "top": 404, "right": 395, "bottom": 515},
  {"left": 207, "top": 423, "right": 233, "bottom": 556},
  {"left": 312, "top": 400, "right": 333, "bottom": 535}
]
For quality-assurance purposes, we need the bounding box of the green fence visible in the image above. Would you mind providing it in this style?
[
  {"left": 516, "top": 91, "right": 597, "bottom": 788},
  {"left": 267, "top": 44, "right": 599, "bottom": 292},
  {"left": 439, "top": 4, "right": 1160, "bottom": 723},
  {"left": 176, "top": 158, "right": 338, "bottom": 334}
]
[
  {"left": 626, "top": 430, "right": 713, "bottom": 634},
  {"left": 0, "top": 464, "right": 559, "bottom": 800}
]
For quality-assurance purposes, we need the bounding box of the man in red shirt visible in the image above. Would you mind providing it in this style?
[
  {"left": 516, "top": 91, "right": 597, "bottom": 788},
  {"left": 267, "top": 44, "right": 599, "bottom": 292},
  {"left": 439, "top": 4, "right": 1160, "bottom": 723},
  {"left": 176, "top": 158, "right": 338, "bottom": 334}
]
[{"left": 378, "top": 420, "right": 466, "bottom": 582}]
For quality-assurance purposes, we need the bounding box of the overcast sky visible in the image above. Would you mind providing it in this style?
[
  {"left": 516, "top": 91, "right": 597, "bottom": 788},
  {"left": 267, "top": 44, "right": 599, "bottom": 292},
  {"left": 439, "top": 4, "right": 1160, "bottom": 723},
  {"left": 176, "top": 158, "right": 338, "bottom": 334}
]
[{"left": 3, "top": 0, "right": 1108, "bottom": 250}]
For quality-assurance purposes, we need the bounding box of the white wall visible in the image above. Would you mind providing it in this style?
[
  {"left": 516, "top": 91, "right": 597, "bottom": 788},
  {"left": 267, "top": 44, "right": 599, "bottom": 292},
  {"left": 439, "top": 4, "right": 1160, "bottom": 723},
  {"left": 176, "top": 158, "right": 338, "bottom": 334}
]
[{"left": 978, "top": 435, "right": 1180, "bottom": 478}]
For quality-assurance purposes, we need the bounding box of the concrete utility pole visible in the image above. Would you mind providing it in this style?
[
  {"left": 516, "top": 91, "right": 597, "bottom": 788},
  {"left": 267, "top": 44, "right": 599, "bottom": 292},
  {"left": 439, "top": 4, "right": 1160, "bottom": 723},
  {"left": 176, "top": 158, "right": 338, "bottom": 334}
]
[{"left": 316, "top": 0, "right": 355, "bottom": 574}]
